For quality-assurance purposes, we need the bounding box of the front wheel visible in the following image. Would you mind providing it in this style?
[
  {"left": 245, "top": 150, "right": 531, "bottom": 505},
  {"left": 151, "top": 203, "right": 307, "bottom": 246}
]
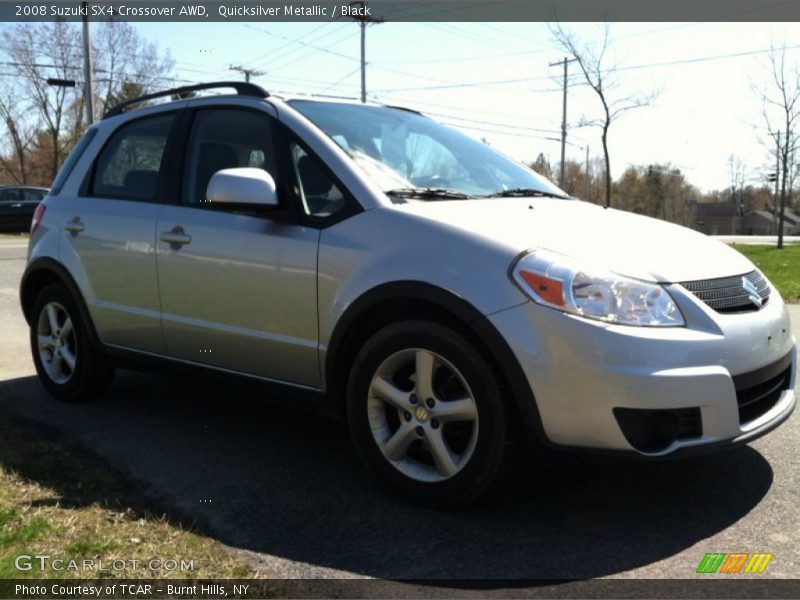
[
  {"left": 346, "top": 320, "right": 516, "bottom": 507},
  {"left": 30, "top": 283, "right": 115, "bottom": 402}
]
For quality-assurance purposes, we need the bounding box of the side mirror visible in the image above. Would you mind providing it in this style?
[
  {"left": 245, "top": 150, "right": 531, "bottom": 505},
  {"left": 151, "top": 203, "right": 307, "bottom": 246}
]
[{"left": 206, "top": 168, "right": 278, "bottom": 208}]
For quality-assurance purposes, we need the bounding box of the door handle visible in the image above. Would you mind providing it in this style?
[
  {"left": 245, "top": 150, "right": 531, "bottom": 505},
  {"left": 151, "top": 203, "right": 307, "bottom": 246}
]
[
  {"left": 10, "top": 203, "right": 22, "bottom": 208},
  {"left": 64, "top": 217, "right": 84, "bottom": 233},
  {"left": 160, "top": 226, "right": 191, "bottom": 246}
]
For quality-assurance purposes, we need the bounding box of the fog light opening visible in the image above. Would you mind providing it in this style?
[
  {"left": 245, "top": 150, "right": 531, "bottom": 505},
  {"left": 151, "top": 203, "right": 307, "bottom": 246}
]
[{"left": 614, "top": 408, "right": 682, "bottom": 453}]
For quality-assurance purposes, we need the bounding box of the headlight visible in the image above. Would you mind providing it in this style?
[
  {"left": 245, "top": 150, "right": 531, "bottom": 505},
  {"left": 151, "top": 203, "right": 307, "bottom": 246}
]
[{"left": 510, "top": 249, "right": 685, "bottom": 327}]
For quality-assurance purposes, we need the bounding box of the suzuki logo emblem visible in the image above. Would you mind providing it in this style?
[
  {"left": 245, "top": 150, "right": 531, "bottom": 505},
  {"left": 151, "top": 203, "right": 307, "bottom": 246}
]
[{"left": 742, "top": 277, "right": 763, "bottom": 307}]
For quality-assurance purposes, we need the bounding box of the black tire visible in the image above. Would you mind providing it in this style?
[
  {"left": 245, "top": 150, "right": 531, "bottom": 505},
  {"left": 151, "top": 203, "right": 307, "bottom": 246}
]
[
  {"left": 346, "top": 319, "right": 516, "bottom": 508},
  {"left": 29, "top": 282, "right": 115, "bottom": 402}
]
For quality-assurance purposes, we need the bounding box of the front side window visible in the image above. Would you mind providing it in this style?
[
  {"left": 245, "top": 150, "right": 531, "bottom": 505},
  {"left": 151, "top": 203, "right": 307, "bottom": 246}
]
[
  {"left": 181, "top": 109, "right": 277, "bottom": 205},
  {"left": 289, "top": 100, "right": 567, "bottom": 200},
  {"left": 91, "top": 114, "right": 174, "bottom": 202}
]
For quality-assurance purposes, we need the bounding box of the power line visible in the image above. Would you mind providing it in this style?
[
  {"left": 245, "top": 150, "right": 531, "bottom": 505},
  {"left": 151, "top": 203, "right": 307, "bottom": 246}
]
[
  {"left": 615, "top": 43, "right": 800, "bottom": 72},
  {"left": 437, "top": 121, "right": 563, "bottom": 142},
  {"left": 375, "top": 46, "right": 552, "bottom": 65},
  {"left": 242, "top": 22, "right": 333, "bottom": 67},
  {"left": 374, "top": 43, "right": 800, "bottom": 94},
  {"left": 244, "top": 25, "right": 356, "bottom": 70},
  {"left": 374, "top": 75, "right": 569, "bottom": 93},
  {"left": 317, "top": 66, "right": 362, "bottom": 94},
  {"left": 372, "top": 94, "right": 581, "bottom": 135},
  {"left": 248, "top": 24, "right": 348, "bottom": 71},
  {"left": 419, "top": 111, "right": 562, "bottom": 135},
  {"left": 242, "top": 22, "right": 465, "bottom": 90}
]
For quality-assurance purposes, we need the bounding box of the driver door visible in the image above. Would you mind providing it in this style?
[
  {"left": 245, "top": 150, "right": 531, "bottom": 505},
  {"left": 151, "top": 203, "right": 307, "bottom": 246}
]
[{"left": 155, "top": 105, "right": 321, "bottom": 387}]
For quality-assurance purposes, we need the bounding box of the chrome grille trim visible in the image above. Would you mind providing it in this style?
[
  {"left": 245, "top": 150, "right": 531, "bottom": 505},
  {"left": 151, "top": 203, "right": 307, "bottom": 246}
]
[{"left": 680, "top": 270, "right": 770, "bottom": 313}]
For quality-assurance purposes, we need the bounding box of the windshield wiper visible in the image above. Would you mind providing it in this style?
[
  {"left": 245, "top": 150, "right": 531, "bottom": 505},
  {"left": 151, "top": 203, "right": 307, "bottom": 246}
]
[
  {"left": 385, "top": 187, "right": 474, "bottom": 200},
  {"left": 486, "top": 188, "right": 568, "bottom": 199}
]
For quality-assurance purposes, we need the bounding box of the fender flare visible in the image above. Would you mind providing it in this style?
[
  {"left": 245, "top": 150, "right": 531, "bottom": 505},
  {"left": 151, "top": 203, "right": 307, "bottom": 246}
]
[
  {"left": 325, "top": 281, "right": 548, "bottom": 445},
  {"left": 20, "top": 257, "right": 101, "bottom": 347}
]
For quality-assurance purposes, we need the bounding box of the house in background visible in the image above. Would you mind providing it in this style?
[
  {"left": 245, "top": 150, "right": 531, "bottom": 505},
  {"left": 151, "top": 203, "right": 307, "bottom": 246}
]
[
  {"left": 687, "top": 202, "right": 743, "bottom": 235},
  {"left": 741, "top": 206, "right": 800, "bottom": 235},
  {"left": 688, "top": 202, "right": 800, "bottom": 236}
]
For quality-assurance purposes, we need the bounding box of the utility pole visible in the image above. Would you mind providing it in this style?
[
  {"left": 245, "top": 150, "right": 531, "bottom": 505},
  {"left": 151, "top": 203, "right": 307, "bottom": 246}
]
[
  {"left": 549, "top": 57, "right": 577, "bottom": 189},
  {"left": 81, "top": 1, "right": 94, "bottom": 125},
  {"left": 778, "top": 130, "right": 789, "bottom": 250},
  {"left": 347, "top": 2, "right": 383, "bottom": 103},
  {"left": 773, "top": 132, "right": 780, "bottom": 236},
  {"left": 584, "top": 145, "right": 590, "bottom": 200},
  {"left": 229, "top": 65, "right": 265, "bottom": 83},
  {"left": 359, "top": 18, "right": 366, "bottom": 102}
]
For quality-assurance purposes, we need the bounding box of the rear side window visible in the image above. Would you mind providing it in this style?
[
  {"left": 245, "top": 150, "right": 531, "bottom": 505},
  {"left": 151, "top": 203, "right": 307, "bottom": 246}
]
[
  {"left": 51, "top": 129, "right": 96, "bottom": 196},
  {"left": 91, "top": 114, "right": 174, "bottom": 202},
  {"left": 0, "top": 189, "right": 21, "bottom": 202},
  {"left": 23, "top": 189, "right": 46, "bottom": 201}
]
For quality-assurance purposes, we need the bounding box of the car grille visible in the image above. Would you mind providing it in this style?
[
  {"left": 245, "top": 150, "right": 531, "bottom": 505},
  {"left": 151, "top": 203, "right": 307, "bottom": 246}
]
[
  {"left": 733, "top": 353, "right": 793, "bottom": 425},
  {"left": 680, "top": 270, "right": 770, "bottom": 313}
]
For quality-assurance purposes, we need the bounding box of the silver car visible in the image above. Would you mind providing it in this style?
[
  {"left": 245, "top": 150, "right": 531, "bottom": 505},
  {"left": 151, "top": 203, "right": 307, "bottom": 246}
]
[{"left": 20, "top": 82, "right": 797, "bottom": 507}]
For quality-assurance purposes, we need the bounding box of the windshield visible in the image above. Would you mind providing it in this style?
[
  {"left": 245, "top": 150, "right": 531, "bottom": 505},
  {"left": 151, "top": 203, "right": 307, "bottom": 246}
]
[{"left": 288, "top": 100, "right": 567, "bottom": 200}]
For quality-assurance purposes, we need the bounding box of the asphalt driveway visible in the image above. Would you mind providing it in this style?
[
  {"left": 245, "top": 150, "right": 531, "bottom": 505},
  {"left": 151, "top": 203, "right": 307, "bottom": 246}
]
[{"left": 0, "top": 238, "right": 797, "bottom": 586}]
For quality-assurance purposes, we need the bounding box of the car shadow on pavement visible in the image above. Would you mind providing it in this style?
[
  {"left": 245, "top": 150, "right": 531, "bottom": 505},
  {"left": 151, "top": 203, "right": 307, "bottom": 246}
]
[{"left": 0, "top": 369, "right": 775, "bottom": 581}]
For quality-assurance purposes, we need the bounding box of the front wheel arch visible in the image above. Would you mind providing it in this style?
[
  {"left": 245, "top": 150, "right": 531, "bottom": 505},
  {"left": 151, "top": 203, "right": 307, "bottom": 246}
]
[{"left": 324, "top": 281, "right": 549, "bottom": 449}]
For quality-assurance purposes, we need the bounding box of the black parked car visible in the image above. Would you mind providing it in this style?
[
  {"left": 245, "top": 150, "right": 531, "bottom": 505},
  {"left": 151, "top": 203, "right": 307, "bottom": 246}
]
[{"left": 0, "top": 186, "right": 48, "bottom": 232}]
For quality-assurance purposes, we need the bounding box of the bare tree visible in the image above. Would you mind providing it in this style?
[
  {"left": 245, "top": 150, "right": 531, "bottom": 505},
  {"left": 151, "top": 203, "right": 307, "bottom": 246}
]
[
  {"left": 727, "top": 154, "right": 747, "bottom": 206},
  {"left": 0, "top": 21, "right": 174, "bottom": 185},
  {"left": 0, "top": 85, "right": 37, "bottom": 184},
  {"left": 93, "top": 21, "right": 174, "bottom": 117},
  {"left": 756, "top": 42, "right": 800, "bottom": 249},
  {"left": 550, "top": 23, "right": 658, "bottom": 208},
  {"left": 3, "top": 22, "right": 84, "bottom": 183}
]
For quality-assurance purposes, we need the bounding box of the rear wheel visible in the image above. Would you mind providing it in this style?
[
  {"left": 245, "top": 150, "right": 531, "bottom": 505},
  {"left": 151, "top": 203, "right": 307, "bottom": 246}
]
[
  {"left": 347, "top": 320, "right": 515, "bottom": 507},
  {"left": 30, "top": 283, "right": 114, "bottom": 402}
]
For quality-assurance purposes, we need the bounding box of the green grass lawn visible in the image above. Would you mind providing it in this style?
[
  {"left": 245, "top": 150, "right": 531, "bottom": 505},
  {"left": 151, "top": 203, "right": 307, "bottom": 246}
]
[{"left": 732, "top": 244, "right": 800, "bottom": 303}]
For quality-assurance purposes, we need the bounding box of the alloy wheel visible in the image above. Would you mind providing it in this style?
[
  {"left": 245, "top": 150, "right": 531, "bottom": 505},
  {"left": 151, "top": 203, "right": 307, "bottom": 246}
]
[
  {"left": 36, "top": 301, "right": 77, "bottom": 384},
  {"left": 367, "top": 348, "right": 479, "bottom": 482}
]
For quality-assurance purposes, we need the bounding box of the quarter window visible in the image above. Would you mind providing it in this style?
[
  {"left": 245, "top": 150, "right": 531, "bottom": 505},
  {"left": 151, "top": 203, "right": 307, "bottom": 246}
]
[
  {"left": 291, "top": 143, "right": 347, "bottom": 218},
  {"left": 91, "top": 114, "right": 174, "bottom": 202}
]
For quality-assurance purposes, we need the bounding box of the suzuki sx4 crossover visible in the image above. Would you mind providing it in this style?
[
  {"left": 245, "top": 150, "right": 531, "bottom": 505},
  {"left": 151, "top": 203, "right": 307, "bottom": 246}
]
[{"left": 21, "top": 83, "right": 796, "bottom": 507}]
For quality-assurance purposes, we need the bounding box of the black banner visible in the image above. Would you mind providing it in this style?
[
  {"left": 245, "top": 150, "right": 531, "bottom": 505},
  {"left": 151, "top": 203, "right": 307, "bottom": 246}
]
[
  {"left": 2, "top": 579, "right": 800, "bottom": 599},
  {"left": 2, "top": 0, "right": 800, "bottom": 23}
]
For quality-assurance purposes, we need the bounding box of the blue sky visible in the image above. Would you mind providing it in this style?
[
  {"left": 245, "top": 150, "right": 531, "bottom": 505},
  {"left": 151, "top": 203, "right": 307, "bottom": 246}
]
[{"left": 126, "top": 21, "right": 800, "bottom": 191}]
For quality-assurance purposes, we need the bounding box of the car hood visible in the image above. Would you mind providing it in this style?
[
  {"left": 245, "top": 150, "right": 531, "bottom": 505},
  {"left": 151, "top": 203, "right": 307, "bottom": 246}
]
[{"left": 396, "top": 197, "right": 755, "bottom": 283}]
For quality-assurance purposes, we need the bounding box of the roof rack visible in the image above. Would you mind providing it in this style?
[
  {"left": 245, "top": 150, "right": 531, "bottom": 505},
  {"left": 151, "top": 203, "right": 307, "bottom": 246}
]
[{"left": 103, "top": 81, "right": 269, "bottom": 119}]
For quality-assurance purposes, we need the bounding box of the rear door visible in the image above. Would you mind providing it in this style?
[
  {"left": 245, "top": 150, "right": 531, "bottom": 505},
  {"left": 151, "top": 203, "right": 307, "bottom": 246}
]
[
  {"left": 58, "top": 112, "right": 177, "bottom": 353},
  {"left": 155, "top": 103, "right": 321, "bottom": 387}
]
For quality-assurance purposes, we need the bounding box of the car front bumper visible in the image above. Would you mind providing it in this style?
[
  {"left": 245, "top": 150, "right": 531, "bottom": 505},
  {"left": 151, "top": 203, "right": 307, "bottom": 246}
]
[{"left": 489, "top": 283, "right": 797, "bottom": 456}]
